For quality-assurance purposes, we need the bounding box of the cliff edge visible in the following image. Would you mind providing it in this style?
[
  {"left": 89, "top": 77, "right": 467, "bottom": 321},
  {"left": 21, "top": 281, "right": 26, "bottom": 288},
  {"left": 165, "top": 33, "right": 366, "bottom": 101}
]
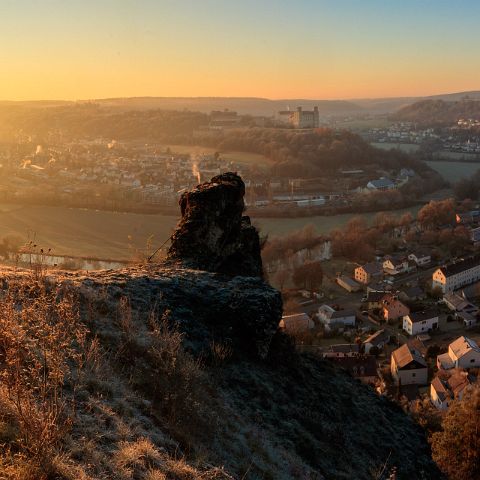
[{"left": 0, "top": 173, "right": 441, "bottom": 480}]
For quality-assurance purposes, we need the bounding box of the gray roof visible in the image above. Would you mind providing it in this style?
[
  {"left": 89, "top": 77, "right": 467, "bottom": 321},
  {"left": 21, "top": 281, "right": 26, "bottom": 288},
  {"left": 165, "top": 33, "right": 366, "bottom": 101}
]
[
  {"left": 361, "top": 262, "right": 383, "bottom": 275},
  {"left": 407, "top": 309, "right": 439, "bottom": 323},
  {"left": 368, "top": 178, "right": 395, "bottom": 189}
]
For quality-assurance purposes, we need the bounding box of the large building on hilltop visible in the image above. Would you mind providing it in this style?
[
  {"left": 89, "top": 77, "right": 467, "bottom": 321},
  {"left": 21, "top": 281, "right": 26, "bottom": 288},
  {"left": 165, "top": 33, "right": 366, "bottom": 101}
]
[
  {"left": 432, "top": 256, "right": 480, "bottom": 293},
  {"left": 278, "top": 106, "right": 319, "bottom": 128}
]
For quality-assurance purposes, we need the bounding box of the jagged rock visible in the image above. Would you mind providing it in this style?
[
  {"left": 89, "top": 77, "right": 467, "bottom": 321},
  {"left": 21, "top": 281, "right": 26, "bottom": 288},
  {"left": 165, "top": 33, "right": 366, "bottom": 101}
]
[{"left": 167, "top": 172, "right": 263, "bottom": 277}]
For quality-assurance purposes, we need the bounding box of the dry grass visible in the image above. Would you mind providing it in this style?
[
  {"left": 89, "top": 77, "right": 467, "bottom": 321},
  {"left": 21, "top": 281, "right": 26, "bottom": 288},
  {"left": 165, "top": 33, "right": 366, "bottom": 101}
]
[
  {"left": 0, "top": 280, "right": 89, "bottom": 478},
  {"left": 0, "top": 280, "right": 233, "bottom": 480}
]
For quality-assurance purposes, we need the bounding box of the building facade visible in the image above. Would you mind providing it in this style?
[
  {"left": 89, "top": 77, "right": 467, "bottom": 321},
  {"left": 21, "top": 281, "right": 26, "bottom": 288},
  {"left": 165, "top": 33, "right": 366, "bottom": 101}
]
[
  {"left": 402, "top": 310, "right": 439, "bottom": 336},
  {"left": 432, "top": 256, "right": 480, "bottom": 293}
]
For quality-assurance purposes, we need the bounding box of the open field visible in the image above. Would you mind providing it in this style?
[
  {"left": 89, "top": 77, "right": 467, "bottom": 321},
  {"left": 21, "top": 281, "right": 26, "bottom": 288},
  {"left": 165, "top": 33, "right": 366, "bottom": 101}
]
[
  {"left": 0, "top": 204, "right": 179, "bottom": 261},
  {"left": 254, "top": 205, "right": 422, "bottom": 237},
  {"left": 426, "top": 160, "right": 480, "bottom": 182},
  {"left": 0, "top": 203, "right": 423, "bottom": 262},
  {"left": 167, "top": 144, "right": 273, "bottom": 167}
]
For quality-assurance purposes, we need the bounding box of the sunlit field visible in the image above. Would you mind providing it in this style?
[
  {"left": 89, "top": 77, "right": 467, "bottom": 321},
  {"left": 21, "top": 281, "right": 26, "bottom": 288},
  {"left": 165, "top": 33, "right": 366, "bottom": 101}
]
[{"left": 0, "top": 203, "right": 421, "bottom": 261}]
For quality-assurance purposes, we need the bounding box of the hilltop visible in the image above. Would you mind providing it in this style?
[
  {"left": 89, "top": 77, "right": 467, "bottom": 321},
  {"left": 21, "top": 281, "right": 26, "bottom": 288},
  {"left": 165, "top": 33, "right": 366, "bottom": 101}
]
[
  {"left": 0, "top": 173, "right": 441, "bottom": 479},
  {"left": 391, "top": 98, "right": 480, "bottom": 126}
]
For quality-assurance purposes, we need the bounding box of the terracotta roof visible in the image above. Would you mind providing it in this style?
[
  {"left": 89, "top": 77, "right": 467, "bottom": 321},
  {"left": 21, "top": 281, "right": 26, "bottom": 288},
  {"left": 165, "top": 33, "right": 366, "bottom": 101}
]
[
  {"left": 392, "top": 343, "right": 427, "bottom": 369},
  {"left": 449, "top": 336, "right": 480, "bottom": 359},
  {"left": 407, "top": 338, "right": 427, "bottom": 357},
  {"left": 447, "top": 371, "right": 471, "bottom": 396},
  {"left": 431, "top": 370, "right": 472, "bottom": 403}
]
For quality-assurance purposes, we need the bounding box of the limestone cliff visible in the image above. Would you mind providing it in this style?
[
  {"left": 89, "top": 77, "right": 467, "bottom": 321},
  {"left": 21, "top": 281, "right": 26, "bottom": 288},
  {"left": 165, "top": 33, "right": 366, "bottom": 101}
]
[{"left": 0, "top": 173, "right": 442, "bottom": 479}]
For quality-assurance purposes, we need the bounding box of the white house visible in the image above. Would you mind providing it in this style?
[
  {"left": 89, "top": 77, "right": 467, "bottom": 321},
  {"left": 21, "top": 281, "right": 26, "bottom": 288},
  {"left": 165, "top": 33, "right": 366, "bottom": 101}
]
[
  {"left": 437, "top": 336, "right": 480, "bottom": 370},
  {"left": 432, "top": 256, "right": 480, "bottom": 293},
  {"left": 443, "top": 291, "right": 472, "bottom": 312},
  {"left": 391, "top": 343, "right": 428, "bottom": 385},
  {"left": 279, "top": 313, "right": 314, "bottom": 334},
  {"left": 430, "top": 370, "right": 472, "bottom": 410},
  {"left": 402, "top": 310, "right": 439, "bottom": 336},
  {"left": 383, "top": 255, "right": 409, "bottom": 275},
  {"left": 443, "top": 291, "right": 478, "bottom": 326},
  {"left": 408, "top": 250, "right": 431, "bottom": 267},
  {"left": 317, "top": 305, "right": 356, "bottom": 328}
]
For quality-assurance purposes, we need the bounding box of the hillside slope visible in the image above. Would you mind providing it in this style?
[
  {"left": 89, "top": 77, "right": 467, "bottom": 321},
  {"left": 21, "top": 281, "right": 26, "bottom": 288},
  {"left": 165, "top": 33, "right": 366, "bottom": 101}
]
[
  {"left": 392, "top": 98, "right": 480, "bottom": 126},
  {"left": 0, "top": 173, "right": 441, "bottom": 479}
]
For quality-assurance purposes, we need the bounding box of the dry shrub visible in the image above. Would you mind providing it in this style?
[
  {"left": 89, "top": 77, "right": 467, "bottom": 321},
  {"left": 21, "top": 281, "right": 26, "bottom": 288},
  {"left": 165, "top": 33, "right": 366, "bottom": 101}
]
[
  {"left": 114, "top": 437, "right": 233, "bottom": 480},
  {"left": 0, "top": 281, "right": 89, "bottom": 477},
  {"left": 147, "top": 311, "right": 205, "bottom": 428},
  {"left": 209, "top": 341, "right": 233, "bottom": 367}
]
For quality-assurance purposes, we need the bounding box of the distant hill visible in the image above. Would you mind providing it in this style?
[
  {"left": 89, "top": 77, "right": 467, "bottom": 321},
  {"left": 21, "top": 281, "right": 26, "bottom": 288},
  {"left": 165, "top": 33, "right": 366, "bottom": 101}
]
[
  {"left": 391, "top": 97, "right": 480, "bottom": 126},
  {"left": 85, "top": 96, "right": 364, "bottom": 116},
  {"left": 91, "top": 93, "right": 480, "bottom": 116},
  {"left": 1, "top": 89, "right": 480, "bottom": 117}
]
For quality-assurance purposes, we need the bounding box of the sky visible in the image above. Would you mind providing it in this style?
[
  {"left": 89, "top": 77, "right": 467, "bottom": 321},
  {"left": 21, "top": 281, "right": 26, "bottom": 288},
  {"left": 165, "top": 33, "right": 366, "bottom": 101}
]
[{"left": 0, "top": 0, "right": 479, "bottom": 101}]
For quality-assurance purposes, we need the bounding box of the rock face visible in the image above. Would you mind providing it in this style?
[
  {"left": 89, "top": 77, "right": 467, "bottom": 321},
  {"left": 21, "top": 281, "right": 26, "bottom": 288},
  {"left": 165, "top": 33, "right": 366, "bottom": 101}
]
[
  {"left": 75, "top": 265, "right": 282, "bottom": 359},
  {"left": 167, "top": 172, "right": 263, "bottom": 277}
]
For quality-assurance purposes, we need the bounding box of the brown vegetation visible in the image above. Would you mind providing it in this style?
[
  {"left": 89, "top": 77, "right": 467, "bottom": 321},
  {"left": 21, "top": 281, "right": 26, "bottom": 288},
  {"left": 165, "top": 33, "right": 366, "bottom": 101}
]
[{"left": 431, "top": 385, "right": 480, "bottom": 480}]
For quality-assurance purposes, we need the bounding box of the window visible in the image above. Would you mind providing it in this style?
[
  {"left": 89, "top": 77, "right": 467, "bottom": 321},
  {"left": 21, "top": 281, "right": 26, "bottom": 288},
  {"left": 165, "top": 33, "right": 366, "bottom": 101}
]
[{"left": 471, "top": 359, "right": 475, "bottom": 363}]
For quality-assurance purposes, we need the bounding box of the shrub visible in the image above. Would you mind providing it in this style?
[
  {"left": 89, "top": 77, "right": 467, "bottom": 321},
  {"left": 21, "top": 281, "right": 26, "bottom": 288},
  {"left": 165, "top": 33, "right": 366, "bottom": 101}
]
[{"left": 0, "top": 281, "right": 89, "bottom": 477}]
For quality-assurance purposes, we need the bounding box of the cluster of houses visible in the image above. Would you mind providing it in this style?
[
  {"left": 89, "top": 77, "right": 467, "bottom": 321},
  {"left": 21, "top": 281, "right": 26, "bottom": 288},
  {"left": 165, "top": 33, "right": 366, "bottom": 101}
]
[
  {"left": 365, "top": 121, "right": 480, "bottom": 154},
  {"left": 279, "top": 250, "right": 480, "bottom": 411},
  {"left": 3, "top": 141, "right": 243, "bottom": 207},
  {"left": 335, "top": 249, "right": 431, "bottom": 294},
  {"left": 390, "top": 335, "right": 480, "bottom": 410}
]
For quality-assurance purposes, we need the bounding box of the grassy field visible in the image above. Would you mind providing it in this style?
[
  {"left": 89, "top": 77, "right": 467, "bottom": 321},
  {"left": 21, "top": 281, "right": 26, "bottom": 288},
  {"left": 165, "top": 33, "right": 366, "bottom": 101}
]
[
  {"left": 426, "top": 160, "right": 480, "bottom": 182},
  {"left": 0, "top": 204, "right": 423, "bottom": 262},
  {"left": 167, "top": 144, "right": 273, "bottom": 167},
  {"left": 254, "top": 205, "right": 422, "bottom": 237},
  {"left": 0, "top": 204, "right": 179, "bottom": 261}
]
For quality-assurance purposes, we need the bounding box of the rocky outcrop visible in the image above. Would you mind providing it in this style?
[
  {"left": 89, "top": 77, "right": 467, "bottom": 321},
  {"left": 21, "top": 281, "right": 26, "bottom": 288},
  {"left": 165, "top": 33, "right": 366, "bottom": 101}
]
[
  {"left": 68, "top": 264, "right": 282, "bottom": 359},
  {"left": 167, "top": 172, "right": 263, "bottom": 277}
]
